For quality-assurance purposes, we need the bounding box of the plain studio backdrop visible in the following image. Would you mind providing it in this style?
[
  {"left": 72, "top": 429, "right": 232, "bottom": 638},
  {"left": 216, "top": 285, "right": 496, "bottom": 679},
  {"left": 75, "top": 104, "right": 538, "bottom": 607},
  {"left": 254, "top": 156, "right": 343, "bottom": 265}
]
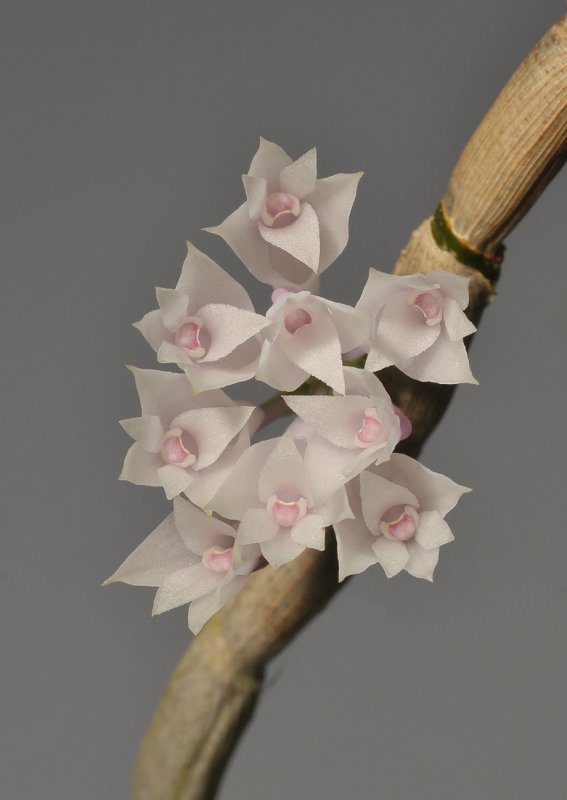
[{"left": 2, "top": 2, "right": 566, "bottom": 798}]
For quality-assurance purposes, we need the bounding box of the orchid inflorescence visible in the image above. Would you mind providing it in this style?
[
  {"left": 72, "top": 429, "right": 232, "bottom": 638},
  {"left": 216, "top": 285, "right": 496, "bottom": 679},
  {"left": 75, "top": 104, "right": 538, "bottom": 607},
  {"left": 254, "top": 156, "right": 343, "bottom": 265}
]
[{"left": 107, "top": 138, "right": 474, "bottom": 634}]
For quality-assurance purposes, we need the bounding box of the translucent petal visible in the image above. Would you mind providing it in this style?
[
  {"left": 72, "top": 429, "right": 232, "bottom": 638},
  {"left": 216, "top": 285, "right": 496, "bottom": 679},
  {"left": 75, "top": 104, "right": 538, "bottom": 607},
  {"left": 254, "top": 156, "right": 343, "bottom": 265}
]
[
  {"left": 284, "top": 394, "right": 370, "bottom": 449},
  {"left": 157, "top": 464, "right": 193, "bottom": 499},
  {"left": 404, "top": 541, "right": 439, "bottom": 581},
  {"left": 196, "top": 304, "right": 268, "bottom": 363},
  {"left": 428, "top": 271, "right": 470, "bottom": 308},
  {"left": 119, "top": 415, "right": 164, "bottom": 453},
  {"left": 133, "top": 309, "right": 169, "bottom": 353},
  {"left": 290, "top": 514, "right": 325, "bottom": 550},
  {"left": 307, "top": 172, "right": 362, "bottom": 271},
  {"left": 374, "top": 291, "right": 441, "bottom": 363},
  {"left": 360, "top": 471, "right": 418, "bottom": 536},
  {"left": 317, "top": 484, "right": 354, "bottom": 527},
  {"left": 256, "top": 339, "right": 308, "bottom": 391},
  {"left": 258, "top": 435, "right": 308, "bottom": 503},
  {"left": 261, "top": 531, "right": 305, "bottom": 568},
  {"left": 414, "top": 510, "right": 455, "bottom": 550},
  {"left": 371, "top": 537, "right": 410, "bottom": 578},
  {"left": 209, "top": 439, "right": 275, "bottom": 520},
  {"left": 277, "top": 311, "right": 344, "bottom": 394},
  {"left": 152, "top": 564, "right": 223, "bottom": 614},
  {"left": 242, "top": 174, "right": 267, "bottom": 219},
  {"left": 173, "top": 496, "right": 235, "bottom": 555},
  {"left": 119, "top": 443, "right": 161, "bottom": 486},
  {"left": 248, "top": 137, "right": 292, "bottom": 187},
  {"left": 442, "top": 296, "right": 476, "bottom": 342},
  {"left": 400, "top": 333, "right": 478, "bottom": 384},
  {"left": 334, "top": 517, "right": 377, "bottom": 581},
  {"left": 278, "top": 147, "right": 317, "bottom": 199},
  {"left": 322, "top": 299, "right": 371, "bottom": 352},
  {"left": 176, "top": 241, "right": 255, "bottom": 311},
  {"left": 238, "top": 508, "right": 279, "bottom": 544},
  {"left": 155, "top": 287, "right": 189, "bottom": 332},
  {"left": 171, "top": 405, "right": 254, "bottom": 471},
  {"left": 184, "top": 338, "right": 261, "bottom": 393},
  {"left": 106, "top": 513, "right": 196, "bottom": 587},
  {"left": 128, "top": 367, "right": 196, "bottom": 422},
  {"left": 258, "top": 202, "right": 320, "bottom": 272}
]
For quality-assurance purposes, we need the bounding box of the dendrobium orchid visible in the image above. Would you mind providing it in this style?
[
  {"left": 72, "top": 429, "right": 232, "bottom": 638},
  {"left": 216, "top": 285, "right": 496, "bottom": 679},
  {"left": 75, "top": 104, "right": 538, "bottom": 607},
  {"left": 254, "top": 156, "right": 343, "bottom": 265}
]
[
  {"left": 357, "top": 269, "right": 477, "bottom": 384},
  {"left": 210, "top": 435, "right": 353, "bottom": 568},
  {"left": 334, "top": 454, "right": 470, "bottom": 581},
  {"left": 119, "top": 368, "right": 255, "bottom": 505},
  {"left": 205, "top": 138, "right": 363, "bottom": 291},
  {"left": 110, "top": 138, "right": 478, "bottom": 637},
  {"left": 105, "top": 497, "right": 261, "bottom": 634},
  {"left": 134, "top": 243, "right": 270, "bottom": 393},
  {"left": 257, "top": 289, "right": 369, "bottom": 393}
]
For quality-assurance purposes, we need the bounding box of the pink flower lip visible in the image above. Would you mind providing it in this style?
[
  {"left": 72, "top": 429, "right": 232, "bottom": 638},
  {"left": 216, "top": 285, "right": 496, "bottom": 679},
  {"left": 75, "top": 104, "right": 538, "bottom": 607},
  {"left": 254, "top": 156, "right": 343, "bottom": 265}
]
[
  {"left": 284, "top": 307, "right": 312, "bottom": 334},
  {"left": 271, "top": 287, "right": 290, "bottom": 304},
  {"left": 160, "top": 427, "right": 197, "bottom": 468},
  {"left": 202, "top": 545, "right": 234, "bottom": 573},
  {"left": 260, "top": 192, "right": 301, "bottom": 228},
  {"left": 175, "top": 316, "right": 207, "bottom": 359},
  {"left": 354, "top": 407, "right": 384, "bottom": 447},
  {"left": 267, "top": 494, "right": 308, "bottom": 528},
  {"left": 380, "top": 505, "right": 419, "bottom": 541},
  {"left": 408, "top": 289, "right": 443, "bottom": 326}
]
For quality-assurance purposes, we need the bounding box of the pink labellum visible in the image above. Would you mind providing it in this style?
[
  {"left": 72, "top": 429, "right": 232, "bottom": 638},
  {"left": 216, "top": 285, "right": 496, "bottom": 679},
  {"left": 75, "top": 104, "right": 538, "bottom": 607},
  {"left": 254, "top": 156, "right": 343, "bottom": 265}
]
[
  {"left": 380, "top": 504, "right": 419, "bottom": 541},
  {"left": 202, "top": 546, "right": 234, "bottom": 573},
  {"left": 408, "top": 290, "right": 443, "bottom": 326},
  {"left": 284, "top": 307, "right": 312, "bottom": 334},
  {"left": 267, "top": 495, "right": 308, "bottom": 528},
  {"left": 354, "top": 407, "right": 384, "bottom": 447},
  {"left": 175, "top": 316, "right": 207, "bottom": 359},
  {"left": 271, "top": 287, "right": 290, "bottom": 303},
  {"left": 160, "top": 428, "right": 197, "bottom": 468},
  {"left": 261, "top": 192, "right": 301, "bottom": 227}
]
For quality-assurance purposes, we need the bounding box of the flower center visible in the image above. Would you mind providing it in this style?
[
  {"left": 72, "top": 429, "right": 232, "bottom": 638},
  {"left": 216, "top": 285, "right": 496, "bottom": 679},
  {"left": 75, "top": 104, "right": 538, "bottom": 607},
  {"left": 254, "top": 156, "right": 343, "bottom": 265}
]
[
  {"left": 354, "top": 407, "right": 384, "bottom": 447},
  {"left": 261, "top": 192, "right": 301, "bottom": 228},
  {"left": 284, "top": 307, "right": 312, "bottom": 334},
  {"left": 160, "top": 428, "right": 197, "bottom": 468},
  {"left": 380, "top": 505, "right": 419, "bottom": 541},
  {"left": 267, "top": 495, "right": 307, "bottom": 528},
  {"left": 175, "top": 316, "right": 206, "bottom": 359},
  {"left": 202, "top": 546, "right": 234, "bottom": 573},
  {"left": 409, "top": 290, "right": 443, "bottom": 326}
]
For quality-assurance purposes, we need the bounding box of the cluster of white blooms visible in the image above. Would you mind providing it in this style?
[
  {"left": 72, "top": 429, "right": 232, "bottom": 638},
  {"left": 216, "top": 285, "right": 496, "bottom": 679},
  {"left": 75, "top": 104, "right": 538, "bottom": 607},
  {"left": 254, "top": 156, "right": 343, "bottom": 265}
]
[{"left": 107, "top": 139, "right": 473, "bottom": 634}]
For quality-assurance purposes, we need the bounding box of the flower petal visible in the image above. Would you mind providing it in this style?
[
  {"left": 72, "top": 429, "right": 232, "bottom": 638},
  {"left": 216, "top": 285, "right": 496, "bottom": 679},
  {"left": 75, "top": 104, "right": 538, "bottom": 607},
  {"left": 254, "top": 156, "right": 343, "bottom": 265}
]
[
  {"left": 156, "top": 288, "right": 189, "bottom": 332},
  {"left": 128, "top": 367, "right": 195, "bottom": 422},
  {"left": 256, "top": 338, "right": 308, "bottom": 391},
  {"left": 317, "top": 484, "right": 354, "bottom": 527},
  {"left": 133, "top": 309, "right": 169, "bottom": 353},
  {"left": 371, "top": 537, "right": 410, "bottom": 578},
  {"left": 307, "top": 172, "right": 362, "bottom": 271},
  {"left": 400, "top": 333, "right": 478, "bottom": 384},
  {"left": 259, "top": 202, "right": 320, "bottom": 272},
  {"left": 173, "top": 496, "right": 235, "bottom": 555},
  {"left": 209, "top": 439, "right": 275, "bottom": 520},
  {"left": 196, "top": 304, "right": 268, "bottom": 363},
  {"left": 290, "top": 514, "right": 326, "bottom": 550},
  {"left": 171, "top": 405, "right": 254, "bottom": 471},
  {"left": 120, "top": 415, "right": 164, "bottom": 453},
  {"left": 279, "top": 147, "right": 317, "bottom": 199},
  {"left": 284, "top": 394, "right": 370, "bottom": 449},
  {"left": 359, "top": 471, "right": 418, "bottom": 537},
  {"left": 334, "top": 516, "right": 377, "bottom": 581},
  {"left": 119, "top": 443, "right": 162, "bottom": 486},
  {"left": 238, "top": 508, "right": 279, "bottom": 545},
  {"left": 183, "top": 338, "right": 261, "bottom": 393},
  {"left": 442, "top": 296, "right": 476, "bottom": 342},
  {"left": 242, "top": 174, "right": 267, "bottom": 219},
  {"left": 106, "top": 513, "right": 197, "bottom": 587},
  {"left": 414, "top": 510, "right": 455, "bottom": 550},
  {"left": 152, "top": 564, "right": 223, "bottom": 614},
  {"left": 322, "top": 299, "right": 371, "bottom": 352},
  {"left": 404, "top": 541, "right": 439, "bottom": 581},
  {"left": 374, "top": 291, "right": 441, "bottom": 363},
  {"left": 261, "top": 531, "right": 305, "bottom": 568},
  {"left": 157, "top": 464, "right": 193, "bottom": 499},
  {"left": 177, "top": 241, "right": 255, "bottom": 311},
  {"left": 277, "top": 311, "right": 344, "bottom": 394},
  {"left": 258, "top": 435, "right": 308, "bottom": 503},
  {"left": 248, "top": 137, "right": 292, "bottom": 187}
]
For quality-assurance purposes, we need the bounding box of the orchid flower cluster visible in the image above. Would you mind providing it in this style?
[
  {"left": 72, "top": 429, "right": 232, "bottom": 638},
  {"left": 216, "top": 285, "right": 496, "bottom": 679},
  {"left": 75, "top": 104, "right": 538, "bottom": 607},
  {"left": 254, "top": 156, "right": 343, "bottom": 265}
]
[{"left": 107, "top": 139, "right": 474, "bottom": 634}]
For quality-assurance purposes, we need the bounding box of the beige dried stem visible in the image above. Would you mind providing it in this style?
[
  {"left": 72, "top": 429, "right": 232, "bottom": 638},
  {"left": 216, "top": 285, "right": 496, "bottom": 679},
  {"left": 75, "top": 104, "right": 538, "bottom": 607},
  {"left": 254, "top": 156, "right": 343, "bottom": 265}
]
[{"left": 132, "top": 15, "right": 567, "bottom": 800}]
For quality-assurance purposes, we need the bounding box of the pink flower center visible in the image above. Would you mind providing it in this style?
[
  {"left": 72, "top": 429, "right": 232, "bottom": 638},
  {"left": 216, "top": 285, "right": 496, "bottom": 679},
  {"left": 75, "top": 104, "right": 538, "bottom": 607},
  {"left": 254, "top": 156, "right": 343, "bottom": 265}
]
[
  {"left": 410, "top": 290, "right": 443, "bottom": 326},
  {"left": 160, "top": 428, "right": 197, "bottom": 468},
  {"left": 354, "top": 408, "right": 384, "bottom": 447},
  {"left": 380, "top": 505, "right": 419, "bottom": 541},
  {"left": 175, "top": 316, "right": 206, "bottom": 359},
  {"left": 267, "top": 495, "right": 307, "bottom": 528},
  {"left": 271, "top": 287, "right": 290, "bottom": 304},
  {"left": 284, "top": 308, "right": 312, "bottom": 334},
  {"left": 202, "top": 546, "right": 234, "bottom": 573},
  {"left": 261, "top": 192, "right": 300, "bottom": 228}
]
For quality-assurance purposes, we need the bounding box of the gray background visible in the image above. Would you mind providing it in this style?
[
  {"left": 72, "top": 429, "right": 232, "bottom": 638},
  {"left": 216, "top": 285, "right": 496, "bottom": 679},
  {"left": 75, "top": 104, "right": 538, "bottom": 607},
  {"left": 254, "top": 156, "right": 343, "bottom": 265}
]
[{"left": 2, "top": 1, "right": 566, "bottom": 798}]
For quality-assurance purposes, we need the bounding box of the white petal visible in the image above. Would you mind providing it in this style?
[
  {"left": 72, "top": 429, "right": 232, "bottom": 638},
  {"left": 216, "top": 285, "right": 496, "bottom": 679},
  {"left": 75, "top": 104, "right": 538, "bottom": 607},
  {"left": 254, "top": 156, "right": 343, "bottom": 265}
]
[
  {"left": 322, "top": 299, "right": 371, "bottom": 352},
  {"left": 177, "top": 241, "right": 255, "bottom": 311},
  {"left": 404, "top": 541, "right": 439, "bottom": 580},
  {"left": 188, "top": 592, "right": 222, "bottom": 634},
  {"left": 357, "top": 269, "right": 412, "bottom": 317},
  {"left": 259, "top": 202, "right": 320, "bottom": 272},
  {"left": 307, "top": 172, "right": 362, "bottom": 271},
  {"left": 238, "top": 508, "right": 279, "bottom": 544},
  {"left": 173, "top": 496, "right": 235, "bottom": 555},
  {"left": 414, "top": 510, "right": 455, "bottom": 550},
  {"left": 157, "top": 341, "right": 192, "bottom": 367},
  {"left": 184, "top": 338, "right": 261, "bottom": 393},
  {"left": 171, "top": 405, "right": 254, "bottom": 471},
  {"left": 284, "top": 394, "right": 369, "bottom": 449},
  {"left": 374, "top": 291, "right": 441, "bottom": 363},
  {"left": 258, "top": 435, "right": 308, "bottom": 503},
  {"left": 196, "top": 304, "right": 268, "bottom": 363},
  {"left": 442, "top": 296, "right": 476, "bottom": 342},
  {"left": 152, "top": 564, "right": 223, "bottom": 614},
  {"left": 334, "top": 517, "right": 377, "bottom": 581},
  {"left": 106, "top": 513, "right": 196, "bottom": 587},
  {"left": 157, "top": 464, "right": 193, "bottom": 499},
  {"left": 119, "top": 415, "right": 164, "bottom": 453},
  {"left": 266, "top": 244, "right": 321, "bottom": 291},
  {"left": 185, "top": 433, "right": 250, "bottom": 510},
  {"left": 304, "top": 435, "right": 364, "bottom": 507},
  {"left": 261, "top": 531, "right": 305, "bottom": 568},
  {"left": 155, "top": 288, "right": 189, "bottom": 332},
  {"left": 359, "top": 471, "right": 418, "bottom": 537},
  {"left": 248, "top": 137, "right": 292, "bottom": 187},
  {"left": 119, "top": 443, "right": 161, "bottom": 486},
  {"left": 277, "top": 310, "right": 345, "bottom": 394},
  {"left": 242, "top": 174, "right": 267, "bottom": 219},
  {"left": 128, "top": 367, "right": 196, "bottom": 422},
  {"left": 427, "top": 271, "right": 471, "bottom": 309},
  {"left": 209, "top": 439, "right": 275, "bottom": 520},
  {"left": 256, "top": 339, "right": 308, "bottom": 391},
  {"left": 378, "top": 453, "right": 471, "bottom": 517},
  {"left": 290, "top": 514, "right": 326, "bottom": 550},
  {"left": 133, "top": 309, "right": 169, "bottom": 353},
  {"left": 371, "top": 537, "right": 410, "bottom": 578},
  {"left": 316, "top": 484, "right": 354, "bottom": 527},
  {"left": 279, "top": 147, "right": 317, "bottom": 199},
  {"left": 400, "top": 333, "right": 478, "bottom": 384}
]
